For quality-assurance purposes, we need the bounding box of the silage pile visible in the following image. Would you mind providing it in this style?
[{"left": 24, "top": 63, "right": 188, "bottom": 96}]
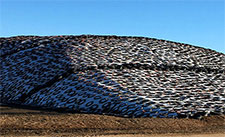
[{"left": 1, "top": 35, "right": 225, "bottom": 118}]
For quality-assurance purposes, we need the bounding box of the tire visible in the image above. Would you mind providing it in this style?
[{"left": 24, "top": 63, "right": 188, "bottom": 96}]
[
  {"left": 90, "top": 104, "right": 98, "bottom": 111},
  {"left": 77, "top": 99, "right": 86, "bottom": 105},
  {"left": 99, "top": 98, "right": 108, "bottom": 103},
  {"left": 86, "top": 101, "right": 94, "bottom": 107}
]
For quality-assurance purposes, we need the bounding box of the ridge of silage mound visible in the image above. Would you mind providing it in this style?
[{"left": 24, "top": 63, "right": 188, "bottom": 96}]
[{"left": 0, "top": 35, "right": 225, "bottom": 119}]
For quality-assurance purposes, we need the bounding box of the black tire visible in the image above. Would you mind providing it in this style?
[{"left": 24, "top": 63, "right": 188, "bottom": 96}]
[
  {"left": 87, "top": 93, "right": 95, "bottom": 98},
  {"left": 86, "top": 101, "right": 94, "bottom": 107},
  {"left": 94, "top": 95, "right": 101, "bottom": 100},
  {"left": 102, "top": 102, "right": 111, "bottom": 112},
  {"left": 128, "top": 104, "right": 136, "bottom": 109},
  {"left": 77, "top": 99, "right": 86, "bottom": 105},
  {"left": 90, "top": 104, "right": 98, "bottom": 111},
  {"left": 99, "top": 98, "right": 108, "bottom": 103},
  {"left": 120, "top": 107, "right": 129, "bottom": 114},
  {"left": 134, "top": 111, "right": 144, "bottom": 117}
]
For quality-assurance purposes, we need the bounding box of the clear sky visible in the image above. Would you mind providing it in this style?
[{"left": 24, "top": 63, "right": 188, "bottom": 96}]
[{"left": 0, "top": 0, "right": 224, "bottom": 53}]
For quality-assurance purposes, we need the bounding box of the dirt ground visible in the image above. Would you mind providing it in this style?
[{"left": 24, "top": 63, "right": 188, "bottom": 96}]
[
  {"left": 100, "top": 134, "right": 225, "bottom": 137},
  {"left": 0, "top": 105, "right": 224, "bottom": 136}
]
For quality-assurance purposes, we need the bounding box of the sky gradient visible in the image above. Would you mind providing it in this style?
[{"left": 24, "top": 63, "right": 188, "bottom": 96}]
[{"left": 0, "top": 0, "right": 224, "bottom": 53}]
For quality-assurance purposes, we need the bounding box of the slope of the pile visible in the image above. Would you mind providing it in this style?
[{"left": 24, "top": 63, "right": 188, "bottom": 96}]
[{"left": 0, "top": 35, "right": 225, "bottom": 118}]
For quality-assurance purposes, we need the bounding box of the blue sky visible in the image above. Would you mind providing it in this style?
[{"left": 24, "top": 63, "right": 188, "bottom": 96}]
[{"left": 0, "top": 0, "right": 224, "bottom": 53}]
